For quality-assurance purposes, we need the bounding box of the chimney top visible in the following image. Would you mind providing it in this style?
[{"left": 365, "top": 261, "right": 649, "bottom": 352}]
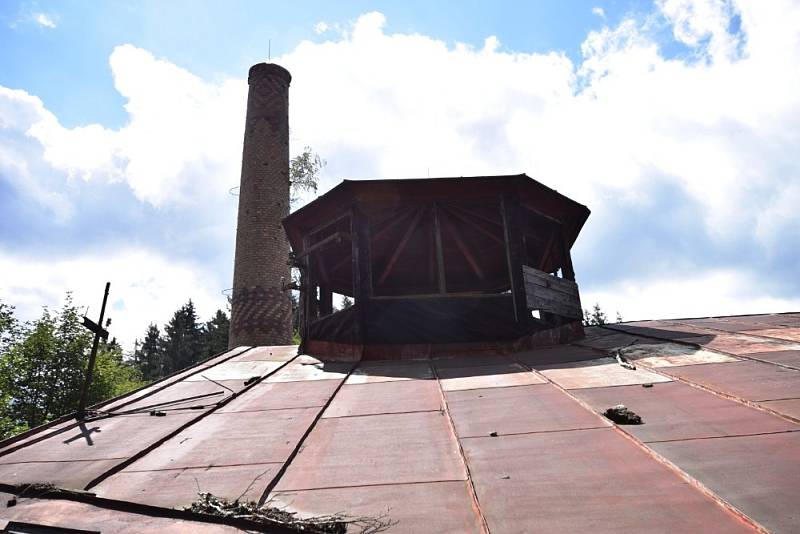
[{"left": 248, "top": 63, "right": 292, "bottom": 85}]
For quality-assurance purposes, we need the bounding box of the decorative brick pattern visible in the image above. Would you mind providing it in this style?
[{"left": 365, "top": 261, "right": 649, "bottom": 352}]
[{"left": 229, "top": 64, "right": 293, "bottom": 347}]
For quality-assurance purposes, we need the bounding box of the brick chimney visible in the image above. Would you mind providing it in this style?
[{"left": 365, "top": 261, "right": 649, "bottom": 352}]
[{"left": 229, "top": 63, "right": 293, "bottom": 348}]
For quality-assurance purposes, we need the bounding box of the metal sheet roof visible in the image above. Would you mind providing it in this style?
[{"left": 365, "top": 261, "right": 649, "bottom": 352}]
[{"left": 2, "top": 312, "right": 800, "bottom": 533}]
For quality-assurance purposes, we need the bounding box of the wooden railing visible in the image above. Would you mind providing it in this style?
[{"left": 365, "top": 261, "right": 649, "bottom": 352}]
[{"left": 522, "top": 265, "right": 582, "bottom": 320}]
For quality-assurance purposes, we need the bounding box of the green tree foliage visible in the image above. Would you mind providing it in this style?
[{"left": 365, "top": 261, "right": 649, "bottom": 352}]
[
  {"left": 341, "top": 296, "right": 354, "bottom": 309},
  {"left": 583, "top": 302, "right": 608, "bottom": 326},
  {"left": 0, "top": 294, "right": 144, "bottom": 438},
  {"left": 133, "top": 324, "right": 165, "bottom": 381},
  {"left": 289, "top": 147, "right": 325, "bottom": 205},
  {"left": 162, "top": 300, "right": 204, "bottom": 374},
  {"left": 202, "top": 309, "right": 230, "bottom": 359}
]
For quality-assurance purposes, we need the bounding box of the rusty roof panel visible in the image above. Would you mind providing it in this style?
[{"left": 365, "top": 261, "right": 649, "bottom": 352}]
[
  {"left": 124, "top": 408, "right": 320, "bottom": 471},
  {"left": 662, "top": 360, "right": 800, "bottom": 402},
  {"left": 618, "top": 343, "right": 739, "bottom": 367},
  {"left": 270, "top": 481, "right": 483, "bottom": 534},
  {"left": 274, "top": 411, "right": 466, "bottom": 491},
  {"left": 760, "top": 399, "right": 800, "bottom": 420},
  {"left": 740, "top": 349, "right": 800, "bottom": 369},
  {"left": 112, "top": 379, "right": 242, "bottom": 413},
  {"left": 446, "top": 383, "right": 608, "bottom": 438},
  {"left": 0, "top": 496, "right": 243, "bottom": 533},
  {"left": 677, "top": 333, "right": 800, "bottom": 355},
  {"left": 576, "top": 331, "right": 643, "bottom": 349},
  {"left": 322, "top": 380, "right": 441, "bottom": 419},
  {"left": 0, "top": 458, "right": 123, "bottom": 489},
  {"left": 651, "top": 431, "right": 800, "bottom": 533},
  {"left": 462, "top": 427, "right": 755, "bottom": 533},
  {"left": 513, "top": 345, "right": 601, "bottom": 367},
  {"left": 217, "top": 379, "right": 342, "bottom": 413},
  {"left": 231, "top": 345, "right": 298, "bottom": 362},
  {"left": 572, "top": 381, "right": 798, "bottom": 442},
  {"left": 537, "top": 357, "right": 671, "bottom": 389},
  {"left": 438, "top": 363, "right": 545, "bottom": 391},
  {"left": 346, "top": 360, "right": 434, "bottom": 384},
  {"left": 742, "top": 327, "right": 800, "bottom": 343},
  {"left": 431, "top": 354, "right": 513, "bottom": 370},
  {"left": 184, "top": 360, "right": 285, "bottom": 382},
  {"left": 265, "top": 360, "right": 353, "bottom": 383},
  {"left": 0, "top": 412, "right": 198, "bottom": 464},
  {"left": 94, "top": 462, "right": 280, "bottom": 509}
]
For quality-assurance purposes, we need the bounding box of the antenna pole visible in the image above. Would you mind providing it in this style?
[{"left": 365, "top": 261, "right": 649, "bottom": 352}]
[{"left": 76, "top": 282, "right": 111, "bottom": 419}]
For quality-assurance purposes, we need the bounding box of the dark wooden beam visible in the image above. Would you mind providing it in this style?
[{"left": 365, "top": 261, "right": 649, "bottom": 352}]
[
  {"left": 440, "top": 210, "right": 485, "bottom": 280},
  {"left": 432, "top": 202, "right": 447, "bottom": 294},
  {"left": 350, "top": 207, "right": 371, "bottom": 344},
  {"left": 319, "top": 285, "right": 333, "bottom": 316},
  {"left": 442, "top": 205, "right": 504, "bottom": 244},
  {"left": 560, "top": 226, "right": 576, "bottom": 281},
  {"left": 377, "top": 206, "right": 425, "bottom": 286},
  {"left": 501, "top": 193, "right": 527, "bottom": 323},
  {"left": 296, "top": 231, "right": 350, "bottom": 259}
]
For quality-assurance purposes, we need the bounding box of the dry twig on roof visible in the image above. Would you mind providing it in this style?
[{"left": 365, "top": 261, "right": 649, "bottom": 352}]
[{"left": 185, "top": 492, "right": 394, "bottom": 533}]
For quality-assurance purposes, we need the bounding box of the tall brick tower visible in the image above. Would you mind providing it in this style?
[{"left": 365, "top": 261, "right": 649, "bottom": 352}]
[{"left": 229, "top": 63, "right": 293, "bottom": 348}]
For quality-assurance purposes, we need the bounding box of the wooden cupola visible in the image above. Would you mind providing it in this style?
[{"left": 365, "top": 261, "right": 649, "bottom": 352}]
[{"left": 282, "top": 174, "right": 590, "bottom": 359}]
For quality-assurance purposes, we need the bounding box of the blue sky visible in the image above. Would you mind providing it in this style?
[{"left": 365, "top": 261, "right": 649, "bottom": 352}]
[{"left": 1, "top": 0, "right": 799, "bottom": 349}]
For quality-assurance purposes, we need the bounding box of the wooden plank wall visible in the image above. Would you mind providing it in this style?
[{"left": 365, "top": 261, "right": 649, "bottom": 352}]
[{"left": 523, "top": 265, "right": 582, "bottom": 320}]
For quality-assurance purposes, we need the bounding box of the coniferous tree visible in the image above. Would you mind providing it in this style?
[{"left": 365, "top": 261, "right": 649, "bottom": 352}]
[
  {"left": 202, "top": 309, "right": 230, "bottom": 358},
  {"left": 134, "top": 324, "right": 165, "bottom": 381},
  {"left": 162, "top": 300, "right": 203, "bottom": 374}
]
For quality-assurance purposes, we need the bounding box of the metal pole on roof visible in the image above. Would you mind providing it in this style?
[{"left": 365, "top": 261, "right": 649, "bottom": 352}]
[{"left": 76, "top": 282, "right": 111, "bottom": 420}]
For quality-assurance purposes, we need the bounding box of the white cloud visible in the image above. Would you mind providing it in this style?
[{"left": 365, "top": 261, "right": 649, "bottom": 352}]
[
  {"left": 0, "top": 248, "right": 228, "bottom": 351},
  {"left": 314, "top": 21, "right": 329, "bottom": 34},
  {"left": 2, "top": 1, "right": 799, "bottom": 337},
  {"left": 33, "top": 13, "right": 56, "bottom": 29},
  {"left": 592, "top": 7, "right": 606, "bottom": 19}
]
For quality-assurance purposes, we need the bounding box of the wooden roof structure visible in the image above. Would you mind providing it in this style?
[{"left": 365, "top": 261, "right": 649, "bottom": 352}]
[{"left": 282, "top": 174, "right": 591, "bottom": 358}]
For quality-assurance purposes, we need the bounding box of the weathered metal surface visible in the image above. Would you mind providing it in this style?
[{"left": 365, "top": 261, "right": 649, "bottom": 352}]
[
  {"left": 232, "top": 344, "right": 298, "bottom": 362},
  {"left": 613, "top": 322, "right": 710, "bottom": 339},
  {"left": 346, "top": 360, "right": 434, "bottom": 384},
  {"left": 446, "top": 383, "right": 608, "bottom": 438},
  {"left": 678, "top": 333, "right": 800, "bottom": 355},
  {"left": 523, "top": 265, "right": 582, "bottom": 319},
  {"left": 0, "top": 458, "right": 123, "bottom": 489},
  {"left": 438, "top": 363, "right": 546, "bottom": 391},
  {"left": 94, "top": 462, "right": 280, "bottom": 508},
  {"left": 576, "top": 331, "right": 644, "bottom": 350},
  {"left": 112, "top": 379, "right": 241, "bottom": 413},
  {"left": 461, "top": 427, "right": 755, "bottom": 534},
  {"left": 662, "top": 360, "right": 800, "bottom": 402},
  {"left": 99, "top": 346, "right": 251, "bottom": 412},
  {"left": 323, "top": 380, "right": 441, "bottom": 418},
  {"left": 184, "top": 360, "right": 284, "bottom": 382},
  {"left": 742, "top": 327, "right": 800, "bottom": 343},
  {"left": 217, "top": 379, "right": 342, "bottom": 413},
  {"left": 125, "top": 408, "right": 320, "bottom": 471},
  {"left": 617, "top": 343, "right": 739, "bottom": 367},
  {"left": 760, "top": 399, "right": 800, "bottom": 420},
  {"left": 270, "top": 481, "right": 483, "bottom": 533},
  {"left": 0, "top": 496, "right": 243, "bottom": 533},
  {"left": 265, "top": 359, "right": 352, "bottom": 383},
  {"left": 432, "top": 354, "right": 513, "bottom": 370},
  {"left": 274, "top": 411, "right": 466, "bottom": 491},
  {"left": 740, "top": 349, "right": 800, "bottom": 369},
  {"left": 0, "top": 412, "right": 198, "bottom": 464},
  {"left": 537, "top": 357, "right": 671, "bottom": 389},
  {"left": 573, "top": 381, "right": 798, "bottom": 442},
  {"left": 512, "top": 345, "right": 601, "bottom": 367},
  {"left": 651, "top": 431, "right": 800, "bottom": 534}
]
